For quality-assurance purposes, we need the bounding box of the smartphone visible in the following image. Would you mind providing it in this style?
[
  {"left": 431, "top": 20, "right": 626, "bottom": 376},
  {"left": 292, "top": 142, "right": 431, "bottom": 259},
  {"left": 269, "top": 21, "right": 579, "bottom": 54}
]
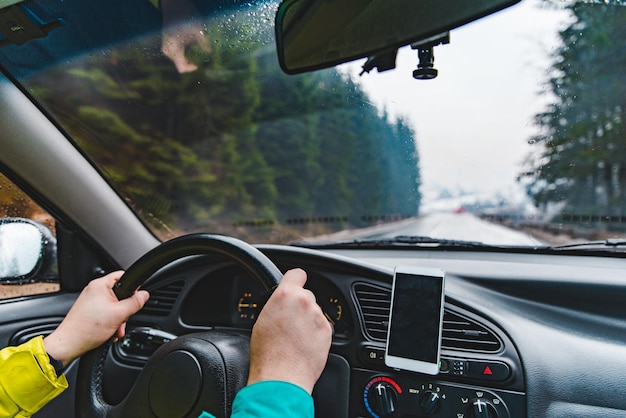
[{"left": 384, "top": 266, "right": 445, "bottom": 375}]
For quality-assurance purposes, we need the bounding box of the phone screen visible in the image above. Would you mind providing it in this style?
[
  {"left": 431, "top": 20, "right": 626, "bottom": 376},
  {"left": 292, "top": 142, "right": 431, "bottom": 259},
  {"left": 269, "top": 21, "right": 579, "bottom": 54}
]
[{"left": 385, "top": 267, "right": 445, "bottom": 374}]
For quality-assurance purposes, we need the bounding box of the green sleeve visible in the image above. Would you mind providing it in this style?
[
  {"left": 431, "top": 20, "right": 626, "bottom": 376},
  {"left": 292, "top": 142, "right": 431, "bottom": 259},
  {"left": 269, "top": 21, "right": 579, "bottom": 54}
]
[{"left": 198, "top": 380, "right": 314, "bottom": 418}]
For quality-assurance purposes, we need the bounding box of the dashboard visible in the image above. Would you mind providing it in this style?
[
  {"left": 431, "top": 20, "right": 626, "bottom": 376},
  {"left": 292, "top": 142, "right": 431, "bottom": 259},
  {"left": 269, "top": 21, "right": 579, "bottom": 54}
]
[{"left": 101, "top": 244, "right": 626, "bottom": 418}]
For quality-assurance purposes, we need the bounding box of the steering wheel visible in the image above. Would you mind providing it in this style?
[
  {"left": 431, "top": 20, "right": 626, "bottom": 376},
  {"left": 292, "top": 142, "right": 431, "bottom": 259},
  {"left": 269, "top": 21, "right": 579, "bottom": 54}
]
[{"left": 76, "top": 234, "right": 282, "bottom": 418}]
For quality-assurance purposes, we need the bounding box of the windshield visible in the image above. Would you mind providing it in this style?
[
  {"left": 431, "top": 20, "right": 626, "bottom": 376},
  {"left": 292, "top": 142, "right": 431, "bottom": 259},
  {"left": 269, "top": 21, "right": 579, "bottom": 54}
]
[{"left": 1, "top": 0, "right": 625, "bottom": 247}]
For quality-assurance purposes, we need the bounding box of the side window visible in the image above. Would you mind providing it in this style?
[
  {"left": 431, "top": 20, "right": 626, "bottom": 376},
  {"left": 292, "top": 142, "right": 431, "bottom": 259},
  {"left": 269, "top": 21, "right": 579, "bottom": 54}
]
[{"left": 0, "top": 172, "right": 60, "bottom": 299}]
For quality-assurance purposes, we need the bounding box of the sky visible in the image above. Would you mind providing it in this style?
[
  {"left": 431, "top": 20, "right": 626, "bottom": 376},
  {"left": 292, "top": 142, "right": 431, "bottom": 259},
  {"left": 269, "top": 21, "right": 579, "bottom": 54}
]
[{"left": 342, "top": 0, "right": 572, "bottom": 205}]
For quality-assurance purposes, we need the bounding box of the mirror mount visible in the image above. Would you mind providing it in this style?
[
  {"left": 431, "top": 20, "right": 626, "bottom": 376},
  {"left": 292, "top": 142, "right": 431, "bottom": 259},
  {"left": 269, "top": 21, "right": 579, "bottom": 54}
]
[
  {"left": 411, "top": 32, "right": 450, "bottom": 80},
  {"left": 359, "top": 31, "right": 450, "bottom": 79}
]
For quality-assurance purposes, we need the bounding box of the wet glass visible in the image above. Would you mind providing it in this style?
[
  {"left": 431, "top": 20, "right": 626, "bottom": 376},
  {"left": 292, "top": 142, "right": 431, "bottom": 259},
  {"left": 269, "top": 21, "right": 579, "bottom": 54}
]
[{"left": 0, "top": 221, "right": 43, "bottom": 279}]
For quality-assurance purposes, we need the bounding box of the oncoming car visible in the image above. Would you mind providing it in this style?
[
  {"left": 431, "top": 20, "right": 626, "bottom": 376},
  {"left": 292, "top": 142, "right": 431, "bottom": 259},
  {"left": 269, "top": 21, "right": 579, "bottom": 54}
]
[{"left": 1, "top": 0, "right": 626, "bottom": 417}]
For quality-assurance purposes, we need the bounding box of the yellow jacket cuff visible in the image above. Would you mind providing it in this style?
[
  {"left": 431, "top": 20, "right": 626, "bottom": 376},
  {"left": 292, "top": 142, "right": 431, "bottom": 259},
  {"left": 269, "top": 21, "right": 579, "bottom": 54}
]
[{"left": 0, "top": 336, "right": 68, "bottom": 417}]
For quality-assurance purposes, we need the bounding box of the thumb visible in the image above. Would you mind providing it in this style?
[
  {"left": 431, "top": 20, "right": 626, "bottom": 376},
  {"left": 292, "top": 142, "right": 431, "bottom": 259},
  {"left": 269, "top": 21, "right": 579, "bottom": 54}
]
[
  {"left": 280, "top": 268, "right": 307, "bottom": 288},
  {"left": 117, "top": 289, "right": 150, "bottom": 316},
  {"left": 98, "top": 270, "right": 125, "bottom": 288}
]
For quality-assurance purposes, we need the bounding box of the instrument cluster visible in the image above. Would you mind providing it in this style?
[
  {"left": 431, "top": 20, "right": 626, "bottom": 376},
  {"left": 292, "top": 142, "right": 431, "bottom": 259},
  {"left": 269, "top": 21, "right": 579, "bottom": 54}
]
[{"left": 180, "top": 264, "right": 352, "bottom": 338}]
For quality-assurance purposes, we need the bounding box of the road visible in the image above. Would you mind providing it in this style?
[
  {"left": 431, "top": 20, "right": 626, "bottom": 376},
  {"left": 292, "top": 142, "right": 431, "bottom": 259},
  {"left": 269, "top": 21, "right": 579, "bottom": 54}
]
[{"left": 312, "top": 212, "right": 545, "bottom": 246}]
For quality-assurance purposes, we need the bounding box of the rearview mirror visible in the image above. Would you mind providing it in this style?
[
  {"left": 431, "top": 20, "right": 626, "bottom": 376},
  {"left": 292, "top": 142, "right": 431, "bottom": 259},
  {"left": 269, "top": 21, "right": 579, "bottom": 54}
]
[
  {"left": 275, "top": 0, "right": 520, "bottom": 74},
  {"left": 0, "top": 218, "right": 57, "bottom": 284}
]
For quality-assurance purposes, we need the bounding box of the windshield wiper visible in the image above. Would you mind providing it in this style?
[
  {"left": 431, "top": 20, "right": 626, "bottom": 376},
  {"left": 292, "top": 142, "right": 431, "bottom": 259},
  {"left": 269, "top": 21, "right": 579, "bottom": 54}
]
[
  {"left": 294, "top": 235, "right": 626, "bottom": 255},
  {"left": 549, "top": 239, "right": 626, "bottom": 250},
  {"left": 293, "top": 235, "right": 496, "bottom": 249}
]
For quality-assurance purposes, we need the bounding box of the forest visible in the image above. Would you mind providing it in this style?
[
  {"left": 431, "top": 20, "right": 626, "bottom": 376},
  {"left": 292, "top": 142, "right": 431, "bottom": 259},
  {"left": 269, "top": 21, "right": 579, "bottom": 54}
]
[
  {"left": 26, "top": 14, "right": 421, "bottom": 240},
  {"left": 523, "top": 2, "right": 626, "bottom": 226}
]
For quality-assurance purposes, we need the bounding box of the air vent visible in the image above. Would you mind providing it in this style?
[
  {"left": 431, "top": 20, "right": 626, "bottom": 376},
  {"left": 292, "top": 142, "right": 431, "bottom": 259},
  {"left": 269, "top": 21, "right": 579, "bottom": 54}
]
[
  {"left": 354, "top": 283, "right": 502, "bottom": 353},
  {"left": 141, "top": 280, "right": 185, "bottom": 316},
  {"left": 354, "top": 284, "right": 391, "bottom": 341},
  {"left": 442, "top": 310, "right": 502, "bottom": 353}
]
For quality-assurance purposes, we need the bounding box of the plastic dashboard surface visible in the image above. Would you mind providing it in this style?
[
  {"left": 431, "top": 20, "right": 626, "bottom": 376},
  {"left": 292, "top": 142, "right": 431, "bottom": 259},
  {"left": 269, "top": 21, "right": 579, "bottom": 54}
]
[{"left": 105, "top": 244, "right": 626, "bottom": 418}]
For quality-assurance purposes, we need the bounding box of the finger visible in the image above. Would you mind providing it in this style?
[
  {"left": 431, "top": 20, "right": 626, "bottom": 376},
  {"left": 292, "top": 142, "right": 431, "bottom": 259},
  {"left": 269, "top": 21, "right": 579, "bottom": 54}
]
[
  {"left": 175, "top": 60, "right": 199, "bottom": 74},
  {"left": 198, "top": 36, "right": 211, "bottom": 53},
  {"left": 190, "top": 31, "right": 211, "bottom": 53},
  {"left": 162, "top": 43, "right": 198, "bottom": 73},
  {"left": 100, "top": 270, "right": 125, "bottom": 287},
  {"left": 279, "top": 268, "right": 307, "bottom": 288},
  {"left": 116, "top": 323, "right": 126, "bottom": 339},
  {"left": 161, "top": 37, "right": 183, "bottom": 59}
]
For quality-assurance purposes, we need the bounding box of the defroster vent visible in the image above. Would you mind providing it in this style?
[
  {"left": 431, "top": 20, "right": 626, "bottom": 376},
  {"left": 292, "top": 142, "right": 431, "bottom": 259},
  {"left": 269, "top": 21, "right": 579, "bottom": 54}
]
[{"left": 354, "top": 283, "right": 502, "bottom": 353}]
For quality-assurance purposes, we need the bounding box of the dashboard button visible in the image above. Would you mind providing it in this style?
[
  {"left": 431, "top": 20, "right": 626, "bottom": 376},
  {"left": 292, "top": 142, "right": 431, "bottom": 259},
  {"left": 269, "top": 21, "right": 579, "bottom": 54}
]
[
  {"left": 467, "top": 361, "right": 510, "bottom": 381},
  {"left": 444, "top": 358, "right": 467, "bottom": 376},
  {"left": 361, "top": 346, "right": 386, "bottom": 367},
  {"left": 453, "top": 359, "right": 467, "bottom": 376}
]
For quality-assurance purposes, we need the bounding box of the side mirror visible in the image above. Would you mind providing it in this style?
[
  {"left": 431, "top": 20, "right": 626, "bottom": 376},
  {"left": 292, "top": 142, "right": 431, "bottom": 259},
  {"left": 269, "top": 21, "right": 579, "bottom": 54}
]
[
  {"left": 275, "top": 0, "right": 520, "bottom": 74},
  {"left": 0, "top": 218, "right": 58, "bottom": 284}
]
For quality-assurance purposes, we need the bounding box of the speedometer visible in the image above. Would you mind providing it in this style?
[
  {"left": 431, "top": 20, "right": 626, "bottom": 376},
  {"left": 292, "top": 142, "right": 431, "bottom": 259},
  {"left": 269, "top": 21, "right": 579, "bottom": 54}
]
[
  {"left": 304, "top": 273, "right": 352, "bottom": 338},
  {"left": 237, "top": 292, "right": 260, "bottom": 320},
  {"left": 229, "top": 268, "right": 352, "bottom": 337},
  {"left": 320, "top": 296, "right": 342, "bottom": 326}
]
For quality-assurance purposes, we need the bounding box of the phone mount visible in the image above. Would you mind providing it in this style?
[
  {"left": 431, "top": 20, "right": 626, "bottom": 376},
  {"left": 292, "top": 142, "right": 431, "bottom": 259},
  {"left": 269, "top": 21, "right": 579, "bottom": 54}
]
[{"left": 411, "top": 32, "right": 450, "bottom": 80}]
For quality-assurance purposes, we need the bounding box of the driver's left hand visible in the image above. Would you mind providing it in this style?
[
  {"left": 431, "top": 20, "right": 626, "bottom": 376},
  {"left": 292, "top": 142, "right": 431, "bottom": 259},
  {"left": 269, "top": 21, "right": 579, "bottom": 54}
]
[{"left": 43, "top": 271, "right": 150, "bottom": 367}]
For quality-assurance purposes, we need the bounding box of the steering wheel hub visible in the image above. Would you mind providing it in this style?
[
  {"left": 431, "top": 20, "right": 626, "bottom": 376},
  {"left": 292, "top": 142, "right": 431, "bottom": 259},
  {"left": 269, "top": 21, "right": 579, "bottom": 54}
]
[{"left": 148, "top": 350, "right": 201, "bottom": 417}]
